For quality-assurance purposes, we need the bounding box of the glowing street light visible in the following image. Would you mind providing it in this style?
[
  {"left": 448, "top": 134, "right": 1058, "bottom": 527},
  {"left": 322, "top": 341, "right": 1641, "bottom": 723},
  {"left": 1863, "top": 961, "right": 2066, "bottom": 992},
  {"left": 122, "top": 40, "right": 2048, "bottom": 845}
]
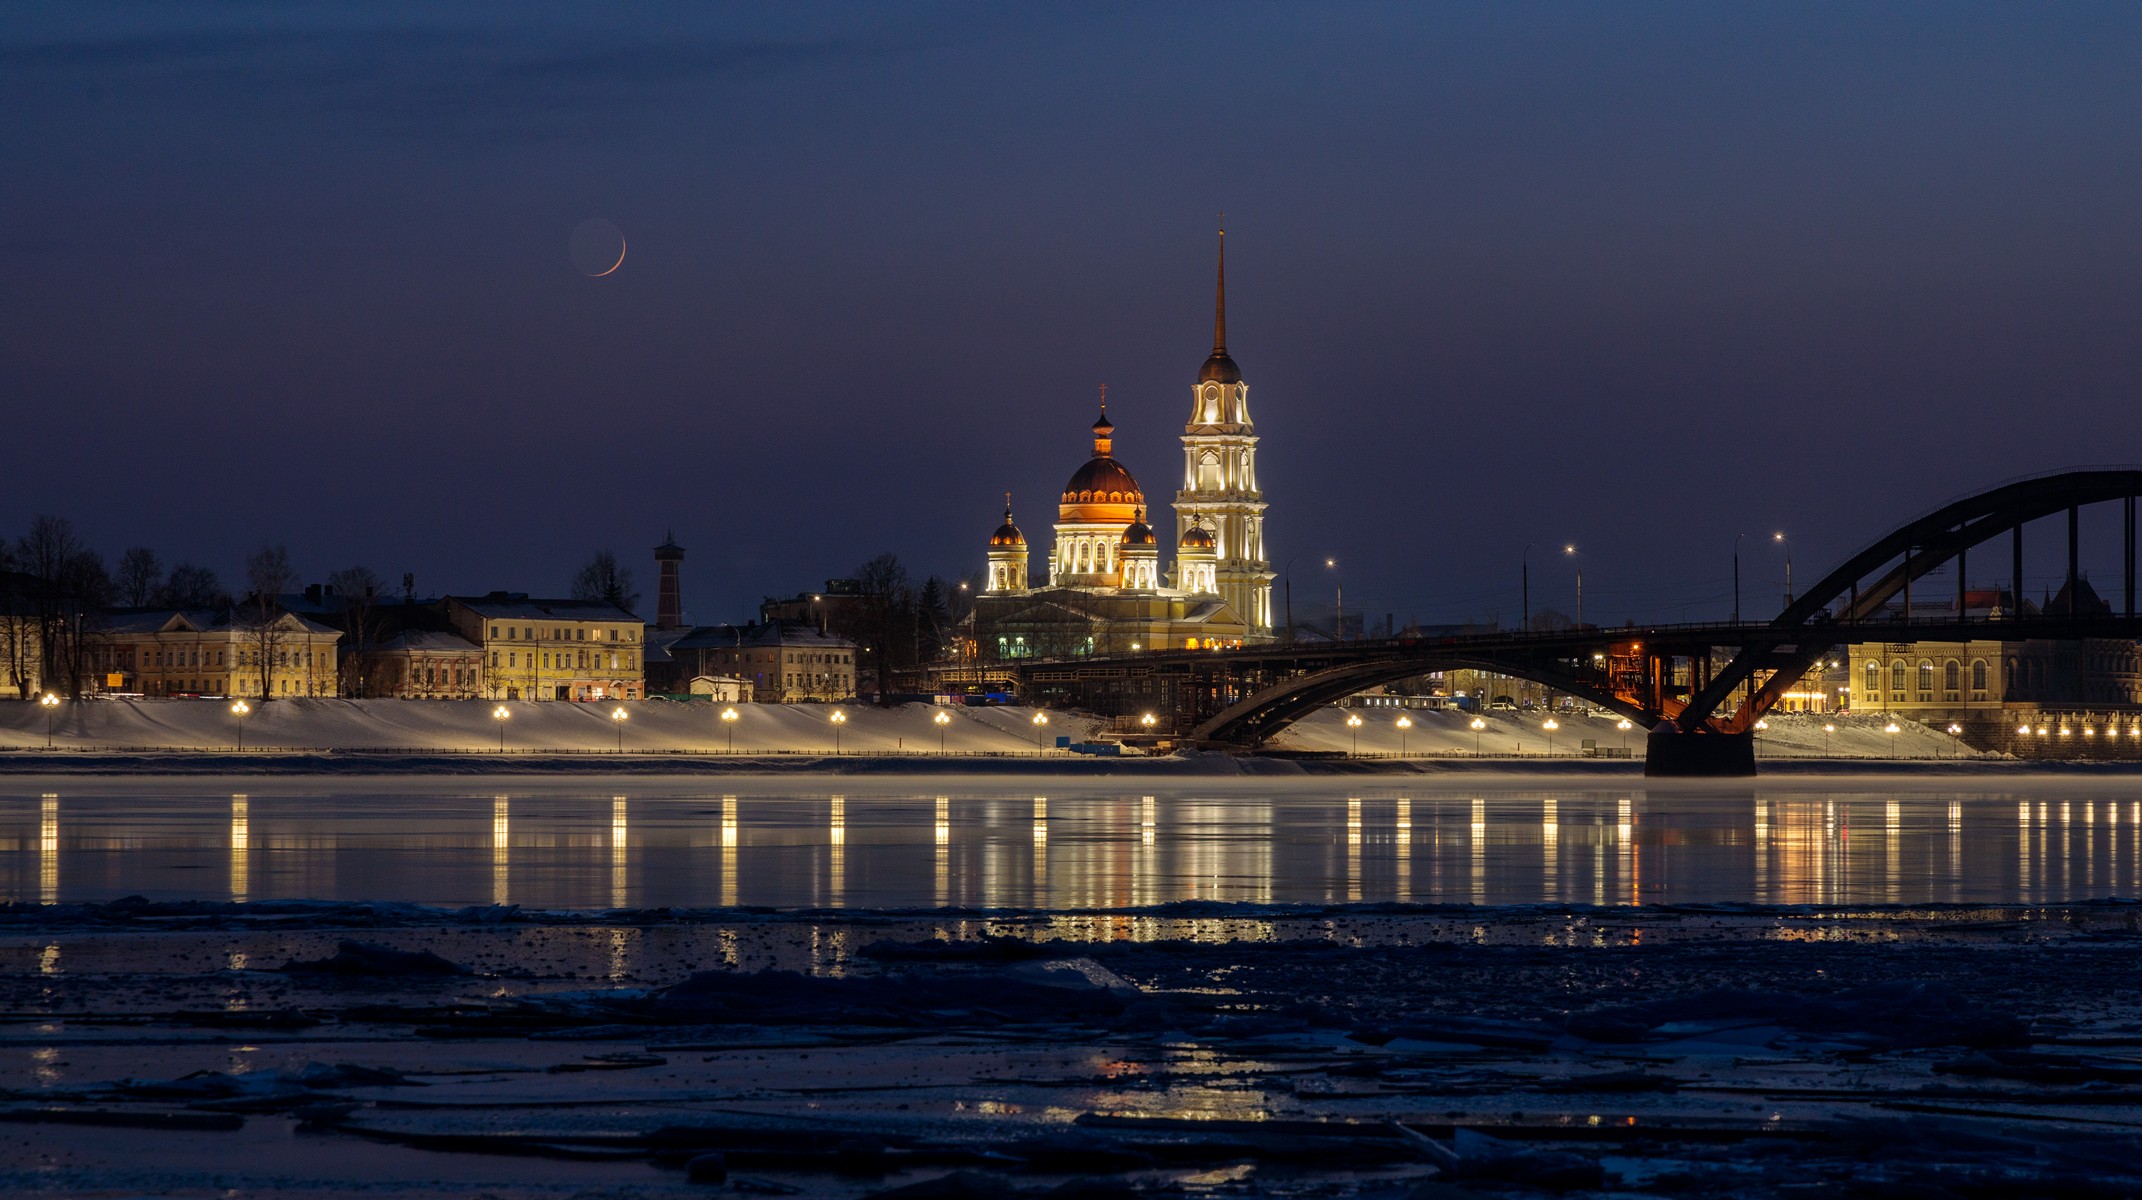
[
  {"left": 1946, "top": 722, "right": 1964, "bottom": 760},
  {"left": 1542, "top": 716, "right": 1559, "bottom": 757},
  {"left": 1884, "top": 720, "right": 1900, "bottom": 760},
  {"left": 1822, "top": 722, "right": 1835, "bottom": 755},
  {"left": 830, "top": 708, "right": 848, "bottom": 755},
  {"left": 1752, "top": 717, "right": 1767, "bottom": 755},
  {"left": 1345, "top": 712, "right": 1363, "bottom": 756},
  {"left": 1031, "top": 710, "right": 1049, "bottom": 755},
  {"left": 1140, "top": 712, "right": 1158, "bottom": 731},
  {"left": 229, "top": 698, "right": 250, "bottom": 752},
  {"left": 720, "top": 706, "right": 739, "bottom": 753},
  {"left": 1617, "top": 717, "right": 1633, "bottom": 753},
  {"left": 1396, "top": 713, "right": 1413, "bottom": 757},
  {"left": 1470, "top": 715, "right": 1487, "bottom": 757},
  {"left": 611, "top": 706, "right": 628, "bottom": 752},
  {"left": 39, "top": 692, "right": 59, "bottom": 750},
  {"left": 493, "top": 704, "right": 510, "bottom": 752},
  {"left": 933, "top": 708, "right": 952, "bottom": 754}
]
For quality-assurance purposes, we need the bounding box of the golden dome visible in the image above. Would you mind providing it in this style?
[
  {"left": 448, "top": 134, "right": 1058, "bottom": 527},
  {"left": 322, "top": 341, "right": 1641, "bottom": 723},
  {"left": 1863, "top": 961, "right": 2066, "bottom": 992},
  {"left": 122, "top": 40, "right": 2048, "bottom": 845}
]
[
  {"left": 989, "top": 498, "right": 1025, "bottom": 547},
  {"left": 1120, "top": 509, "right": 1156, "bottom": 547},
  {"left": 1063, "top": 457, "right": 1143, "bottom": 507},
  {"left": 1180, "top": 523, "right": 1216, "bottom": 550}
]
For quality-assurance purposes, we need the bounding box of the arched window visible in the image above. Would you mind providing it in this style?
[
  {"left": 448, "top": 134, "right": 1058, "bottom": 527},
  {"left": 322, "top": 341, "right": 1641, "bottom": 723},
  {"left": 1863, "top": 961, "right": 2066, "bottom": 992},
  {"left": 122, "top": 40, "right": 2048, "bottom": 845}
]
[
  {"left": 1971, "top": 660, "right": 1988, "bottom": 690},
  {"left": 1865, "top": 662, "right": 1881, "bottom": 697},
  {"left": 1891, "top": 661, "right": 1907, "bottom": 691},
  {"left": 1917, "top": 661, "right": 1934, "bottom": 692},
  {"left": 1943, "top": 660, "right": 1960, "bottom": 690}
]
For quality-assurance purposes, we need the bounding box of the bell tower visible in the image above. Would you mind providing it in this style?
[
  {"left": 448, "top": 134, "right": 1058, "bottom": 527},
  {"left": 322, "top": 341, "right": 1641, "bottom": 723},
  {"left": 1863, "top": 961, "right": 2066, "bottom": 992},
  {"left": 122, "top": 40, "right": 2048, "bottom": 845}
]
[{"left": 1172, "top": 229, "right": 1274, "bottom": 634}]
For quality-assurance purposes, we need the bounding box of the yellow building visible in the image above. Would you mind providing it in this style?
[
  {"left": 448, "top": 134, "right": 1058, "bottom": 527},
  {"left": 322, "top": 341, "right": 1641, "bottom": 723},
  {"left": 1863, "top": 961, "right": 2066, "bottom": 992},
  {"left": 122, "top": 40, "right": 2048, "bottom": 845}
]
[
  {"left": 446, "top": 595, "right": 645, "bottom": 701},
  {"left": 665, "top": 622, "right": 855, "bottom": 702},
  {"left": 96, "top": 609, "right": 342, "bottom": 697}
]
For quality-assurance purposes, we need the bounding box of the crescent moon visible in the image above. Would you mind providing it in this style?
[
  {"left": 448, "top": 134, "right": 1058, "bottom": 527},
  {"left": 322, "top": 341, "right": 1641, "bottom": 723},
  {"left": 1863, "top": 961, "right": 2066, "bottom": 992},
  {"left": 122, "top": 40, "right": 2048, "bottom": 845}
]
[{"left": 591, "top": 235, "right": 626, "bottom": 277}]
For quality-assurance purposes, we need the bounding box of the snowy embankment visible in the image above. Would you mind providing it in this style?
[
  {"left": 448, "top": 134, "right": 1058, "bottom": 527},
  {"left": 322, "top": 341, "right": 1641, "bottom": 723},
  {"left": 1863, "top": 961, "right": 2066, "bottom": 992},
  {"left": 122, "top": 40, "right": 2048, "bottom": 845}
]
[
  {"left": 1277, "top": 708, "right": 1994, "bottom": 760},
  {"left": 0, "top": 697, "right": 1103, "bottom": 757}
]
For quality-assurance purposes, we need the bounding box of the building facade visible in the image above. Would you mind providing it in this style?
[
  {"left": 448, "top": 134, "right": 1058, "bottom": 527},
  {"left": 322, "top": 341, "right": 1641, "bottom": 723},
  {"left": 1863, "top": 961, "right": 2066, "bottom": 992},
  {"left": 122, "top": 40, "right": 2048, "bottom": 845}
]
[
  {"left": 373, "top": 630, "right": 486, "bottom": 699},
  {"left": 96, "top": 609, "right": 342, "bottom": 697},
  {"left": 1172, "top": 230, "right": 1274, "bottom": 634},
  {"left": 445, "top": 595, "right": 645, "bottom": 701},
  {"left": 665, "top": 621, "right": 856, "bottom": 702}
]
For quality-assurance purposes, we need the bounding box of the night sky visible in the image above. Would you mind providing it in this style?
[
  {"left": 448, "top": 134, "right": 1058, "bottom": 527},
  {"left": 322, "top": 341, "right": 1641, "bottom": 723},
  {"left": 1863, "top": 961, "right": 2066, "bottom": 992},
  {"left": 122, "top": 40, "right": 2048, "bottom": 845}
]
[{"left": 7, "top": 3, "right": 2142, "bottom": 629}]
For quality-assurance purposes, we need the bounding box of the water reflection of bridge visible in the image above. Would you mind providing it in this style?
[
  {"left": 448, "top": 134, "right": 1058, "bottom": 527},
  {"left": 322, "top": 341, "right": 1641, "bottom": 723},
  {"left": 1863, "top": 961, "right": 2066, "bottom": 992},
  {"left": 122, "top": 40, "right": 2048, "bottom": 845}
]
[{"left": 11, "top": 789, "right": 2142, "bottom": 913}]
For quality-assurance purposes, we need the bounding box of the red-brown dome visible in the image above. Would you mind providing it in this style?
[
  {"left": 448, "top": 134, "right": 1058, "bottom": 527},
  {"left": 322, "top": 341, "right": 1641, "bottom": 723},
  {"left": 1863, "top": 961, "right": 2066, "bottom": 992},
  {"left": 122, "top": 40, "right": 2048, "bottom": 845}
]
[
  {"left": 1062, "top": 456, "right": 1143, "bottom": 505},
  {"left": 990, "top": 522, "right": 1024, "bottom": 547},
  {"left": 1180, "top": 523, "right": 1216, "bottom": 550}
]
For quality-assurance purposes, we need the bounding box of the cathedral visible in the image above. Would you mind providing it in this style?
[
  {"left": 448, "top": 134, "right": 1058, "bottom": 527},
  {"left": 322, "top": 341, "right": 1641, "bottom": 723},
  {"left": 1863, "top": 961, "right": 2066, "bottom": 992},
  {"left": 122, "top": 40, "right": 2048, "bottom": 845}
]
[{"left": 970, "top": 234, "right": 1275, "bottom": 661}]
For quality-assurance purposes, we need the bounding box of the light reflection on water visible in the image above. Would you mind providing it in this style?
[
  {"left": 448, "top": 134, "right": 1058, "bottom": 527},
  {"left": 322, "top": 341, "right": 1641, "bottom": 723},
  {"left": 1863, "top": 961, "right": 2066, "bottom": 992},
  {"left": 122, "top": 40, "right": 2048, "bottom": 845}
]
[{"left": 2, "top": 779, "right": 2139, "bottom": 910}]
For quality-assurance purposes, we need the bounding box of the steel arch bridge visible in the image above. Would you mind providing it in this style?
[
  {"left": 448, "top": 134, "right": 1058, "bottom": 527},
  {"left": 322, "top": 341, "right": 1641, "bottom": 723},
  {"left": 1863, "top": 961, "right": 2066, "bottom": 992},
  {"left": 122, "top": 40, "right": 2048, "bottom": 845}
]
[{"left": 1006, "top": 468, "right": 2142, "bottom": 773}]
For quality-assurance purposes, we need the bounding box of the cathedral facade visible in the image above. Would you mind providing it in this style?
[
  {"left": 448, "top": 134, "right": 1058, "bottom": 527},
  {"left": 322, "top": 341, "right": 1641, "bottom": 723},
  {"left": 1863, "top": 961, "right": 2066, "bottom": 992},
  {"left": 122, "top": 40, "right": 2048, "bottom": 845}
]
[{"left": 970, "top": 235, "right": 1275, "bottom": 662}]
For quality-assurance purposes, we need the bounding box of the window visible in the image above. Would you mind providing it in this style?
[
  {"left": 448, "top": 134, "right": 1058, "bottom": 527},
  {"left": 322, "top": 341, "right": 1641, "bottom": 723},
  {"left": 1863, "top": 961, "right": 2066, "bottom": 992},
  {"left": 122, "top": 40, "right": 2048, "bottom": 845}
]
[
  {"left": 1916, "top": 661, "right": 1933, "bottom": 693},
  {"left": 1943, "top": 661, "right": 1960, "bottom": 690},
  {"left": 1891, "top": 661, "right": 1907, "bottom": 691},
  {"left": 507, "top": 627, "right": 516, "bottom": 640}
]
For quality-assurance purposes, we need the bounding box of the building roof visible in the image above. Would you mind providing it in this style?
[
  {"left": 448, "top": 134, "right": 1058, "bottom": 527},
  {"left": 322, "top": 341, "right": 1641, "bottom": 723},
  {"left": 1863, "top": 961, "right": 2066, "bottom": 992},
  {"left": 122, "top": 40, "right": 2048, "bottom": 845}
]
[
  {"left": 377, "top": 630, "right": 482, "bottom": 654},
  {"left": 101, "top": 608, "right": 341, "bottom": 637},
  {"left": 446, "top": 594, "right": 641, "bottom": 622},
  {"left": 669, "top": 620, "right": 854, "bottom": 651}
]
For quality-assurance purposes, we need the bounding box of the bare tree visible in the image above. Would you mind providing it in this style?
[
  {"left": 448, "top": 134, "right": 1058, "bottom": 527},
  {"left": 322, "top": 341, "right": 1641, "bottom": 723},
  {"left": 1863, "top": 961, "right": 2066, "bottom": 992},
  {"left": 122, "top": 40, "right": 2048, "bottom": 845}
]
[
  {"left": 839, "top": 553, "right": 917, "bottom": 701},
  {"left": 157, "top": 563, "right": 227, "bottom": 608},
  {"left": 241, "top": 544, "right": 297, "bottom": 700},
  {"left": 0, "top": 542, "right": 34, "bottom": 698},
  {"left": 570, "top": 550, "right": 639, "bottom": 613},
  {"left": 17, "top": 517, "right": 88, "bottom": 697},
  {"left": 328, "top": 565, "right": 386, "bottom": 697},
  {"left": 116, "top": 547, "right": 163, "bottom": 608}
]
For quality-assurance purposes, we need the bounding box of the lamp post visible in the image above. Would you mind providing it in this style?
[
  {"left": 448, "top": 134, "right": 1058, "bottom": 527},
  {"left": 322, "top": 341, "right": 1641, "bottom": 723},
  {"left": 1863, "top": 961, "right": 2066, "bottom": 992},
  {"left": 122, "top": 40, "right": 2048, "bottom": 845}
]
[
  {"left": 830, "top": 709, "right": 847, "bottom": 755},
  {"left": 720, "top": 706, "right": 738, "bottom": 753},
  {"left": 1884, "top": 720, "right": 1901, "bottom": 760},
  {"left": 1752, "top": 717, "right": 1768, "bottom": 757},
  {"left": 1031, "top": 710, "right": 1049, "bottom": 755},
  {"left": 493, "top": 704, "right": 510, "bottom": 752},
  {"left": 1521, "top": 543, "right": 1533, "bottom": 632},
  {"left": 39, "top": 692, "right": 59, "bottom": 750},
  {"left": 1396, "top": 713, "right": 1412, "bottom": 757},
  {"left": 230, "top": 699, "right": 250, "bottom": 752},
  {"left": 1822, "top": 722, "right": 1835, "bottom": 756},
  {"left": 1326, "top": 558, "right": 1342, "bottom": 641},
  {"left": 1733, "top": 532, "right": 1745, "bottom": 624},
  {"left": 1946, "top": 722, "right": 1963, "bottom": 759},
  {"left": 1616, "top": 717, "right": 1632, "bottom": 753},
  {"left": 1470, "top": 716, "right": 1487, "bottom": 757},
  {"left": 934, "top": 708, "right": 951, "bottom": 754},
  {"left": 1141, "top": 712, "right": 1158, "bottom": 739},
  {"left": 1565, "top": 545, "right": 1582, "bottom": 628},
  {"left": 1542, "top": 717, "right": 1558, "bottom": 757},
  {"left": 611, "top": 706, "right": 628, "bottom": 753},
  {"left": 1345, "top": 712, "right": 1363, "bottom": 756},
  {"left": 1774, "top": 532, "right": 1793, "bottom": 607}
]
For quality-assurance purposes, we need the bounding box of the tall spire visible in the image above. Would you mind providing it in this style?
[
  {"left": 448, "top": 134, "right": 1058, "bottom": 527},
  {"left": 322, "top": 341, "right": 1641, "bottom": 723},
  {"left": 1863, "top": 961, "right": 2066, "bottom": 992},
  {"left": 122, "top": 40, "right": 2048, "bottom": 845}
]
[{"left": 1212, "top": 224, "right": 1227, "bottom": 356}]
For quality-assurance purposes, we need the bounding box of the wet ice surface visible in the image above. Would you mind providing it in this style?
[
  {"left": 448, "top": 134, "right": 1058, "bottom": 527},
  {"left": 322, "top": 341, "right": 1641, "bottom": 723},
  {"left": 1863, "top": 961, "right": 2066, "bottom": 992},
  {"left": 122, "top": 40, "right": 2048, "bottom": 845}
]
[
  {"left": 4, "top": 775, "right": 2142, "bottom": 909},
  {"left": 3, "top": 777, "right": 2142, "bottom": 1198}
]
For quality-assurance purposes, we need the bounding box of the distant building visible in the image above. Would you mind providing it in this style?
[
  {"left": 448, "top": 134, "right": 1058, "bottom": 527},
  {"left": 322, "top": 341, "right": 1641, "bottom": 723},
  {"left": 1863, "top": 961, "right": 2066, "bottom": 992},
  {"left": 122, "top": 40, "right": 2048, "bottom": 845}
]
[
  {"left": 1845, "top": 581, "right": 2142, "bottom": 735},
  {"left": 373, "top": 630, "right": 485, "bottom": 700},
  {"left": 759, "top": 580, "right": 864, "bottom": 630},
  {"left": 95, "top": 609, "right": 341, "bottom": 698},
  {"left": 445, "top": 594, "right": 645, "bottom": 701},
  {"left": 664, "top": 621, "right": 855, "bottom": 702}
]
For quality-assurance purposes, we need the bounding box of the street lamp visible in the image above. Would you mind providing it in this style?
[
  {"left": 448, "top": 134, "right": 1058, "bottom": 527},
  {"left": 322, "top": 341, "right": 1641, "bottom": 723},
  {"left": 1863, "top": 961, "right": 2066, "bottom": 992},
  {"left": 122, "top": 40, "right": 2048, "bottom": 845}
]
[
  {"left": 611, "top": 706, "right": 628, "bottom": 753},
  {"left": 830, "top": 709, "right": 847, "bottom": 755},
  {"left": 39, "top": 692, "right": 59, "bottom": 750},
  {"left": 1470, "top": 715, "right": 1487, "bottom": 757},
  {"left": 1946, "top": 722, "right": 1964, "bottom": 760},
  {"left": 720, "top": 706, "right": 738, "bottom": 753},
  {"left": 1733, "top": 532, "right": 1746, "bottom": 624},
  {"left": 1774, "top": 532, "right": 1793, "bottom": 607},
  {"left": 1542, "top": 717, "right": 1559, "bottom": 757},
  {"left": 1326, "top": 558, "right": 1342, "bottom": 641},
  {"left": 1822, "top": 722, "right": 1835, "bottom": 755},
  {"left": 1521, "top": 543, "right": 1534, "bottom": 632},
  {"left": 1396, "top": 713, "right": 1412, "bottom": 756},
  {"left": 1753, "top": 717, "right": 1767, "bottom": 754},
  {"left": 1564, "top": 545, "right": 1583, "bottom": 628},
  {"left": 230, "top": 699, "right": 250, "bottom": 752},
  {"left": 1032, "top": 710, "right": 1049, "bottom": 755},
  {"left": 1140, "top": 712, "right": 1158, "bottom": 738},
  {"left": 1884, "top": 720, "right": 1900, "bottom": 760},
  {"left": 1345, "top": 712, "right": 1363, "bottom": 756},
  {"left": 934, "top": 708, "right": 951, "bottom": 754},
  {"left": 493, "top": 704, "right": 510, "bottom": 752},
  {"left": 1616, "top": 717, "right": 1633, "bottom": 753}
]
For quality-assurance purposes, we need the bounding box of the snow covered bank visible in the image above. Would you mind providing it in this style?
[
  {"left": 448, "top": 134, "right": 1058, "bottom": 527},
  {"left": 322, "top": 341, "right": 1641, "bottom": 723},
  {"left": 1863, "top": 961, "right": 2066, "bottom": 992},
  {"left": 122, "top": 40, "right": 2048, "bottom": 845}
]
[
  {"left": 0, "top": 697, "right": 1103, "bottom": 756},
  {"left": 1279, "top": 708, "right": 1997, "bottom": 761}
]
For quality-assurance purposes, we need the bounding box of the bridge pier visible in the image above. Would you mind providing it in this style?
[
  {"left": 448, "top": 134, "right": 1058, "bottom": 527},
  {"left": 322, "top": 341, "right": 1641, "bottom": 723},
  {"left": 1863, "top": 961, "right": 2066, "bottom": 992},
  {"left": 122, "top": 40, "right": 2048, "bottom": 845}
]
[{"left": 1644, "top": 730, "right": 1756, "bottom": 777}]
